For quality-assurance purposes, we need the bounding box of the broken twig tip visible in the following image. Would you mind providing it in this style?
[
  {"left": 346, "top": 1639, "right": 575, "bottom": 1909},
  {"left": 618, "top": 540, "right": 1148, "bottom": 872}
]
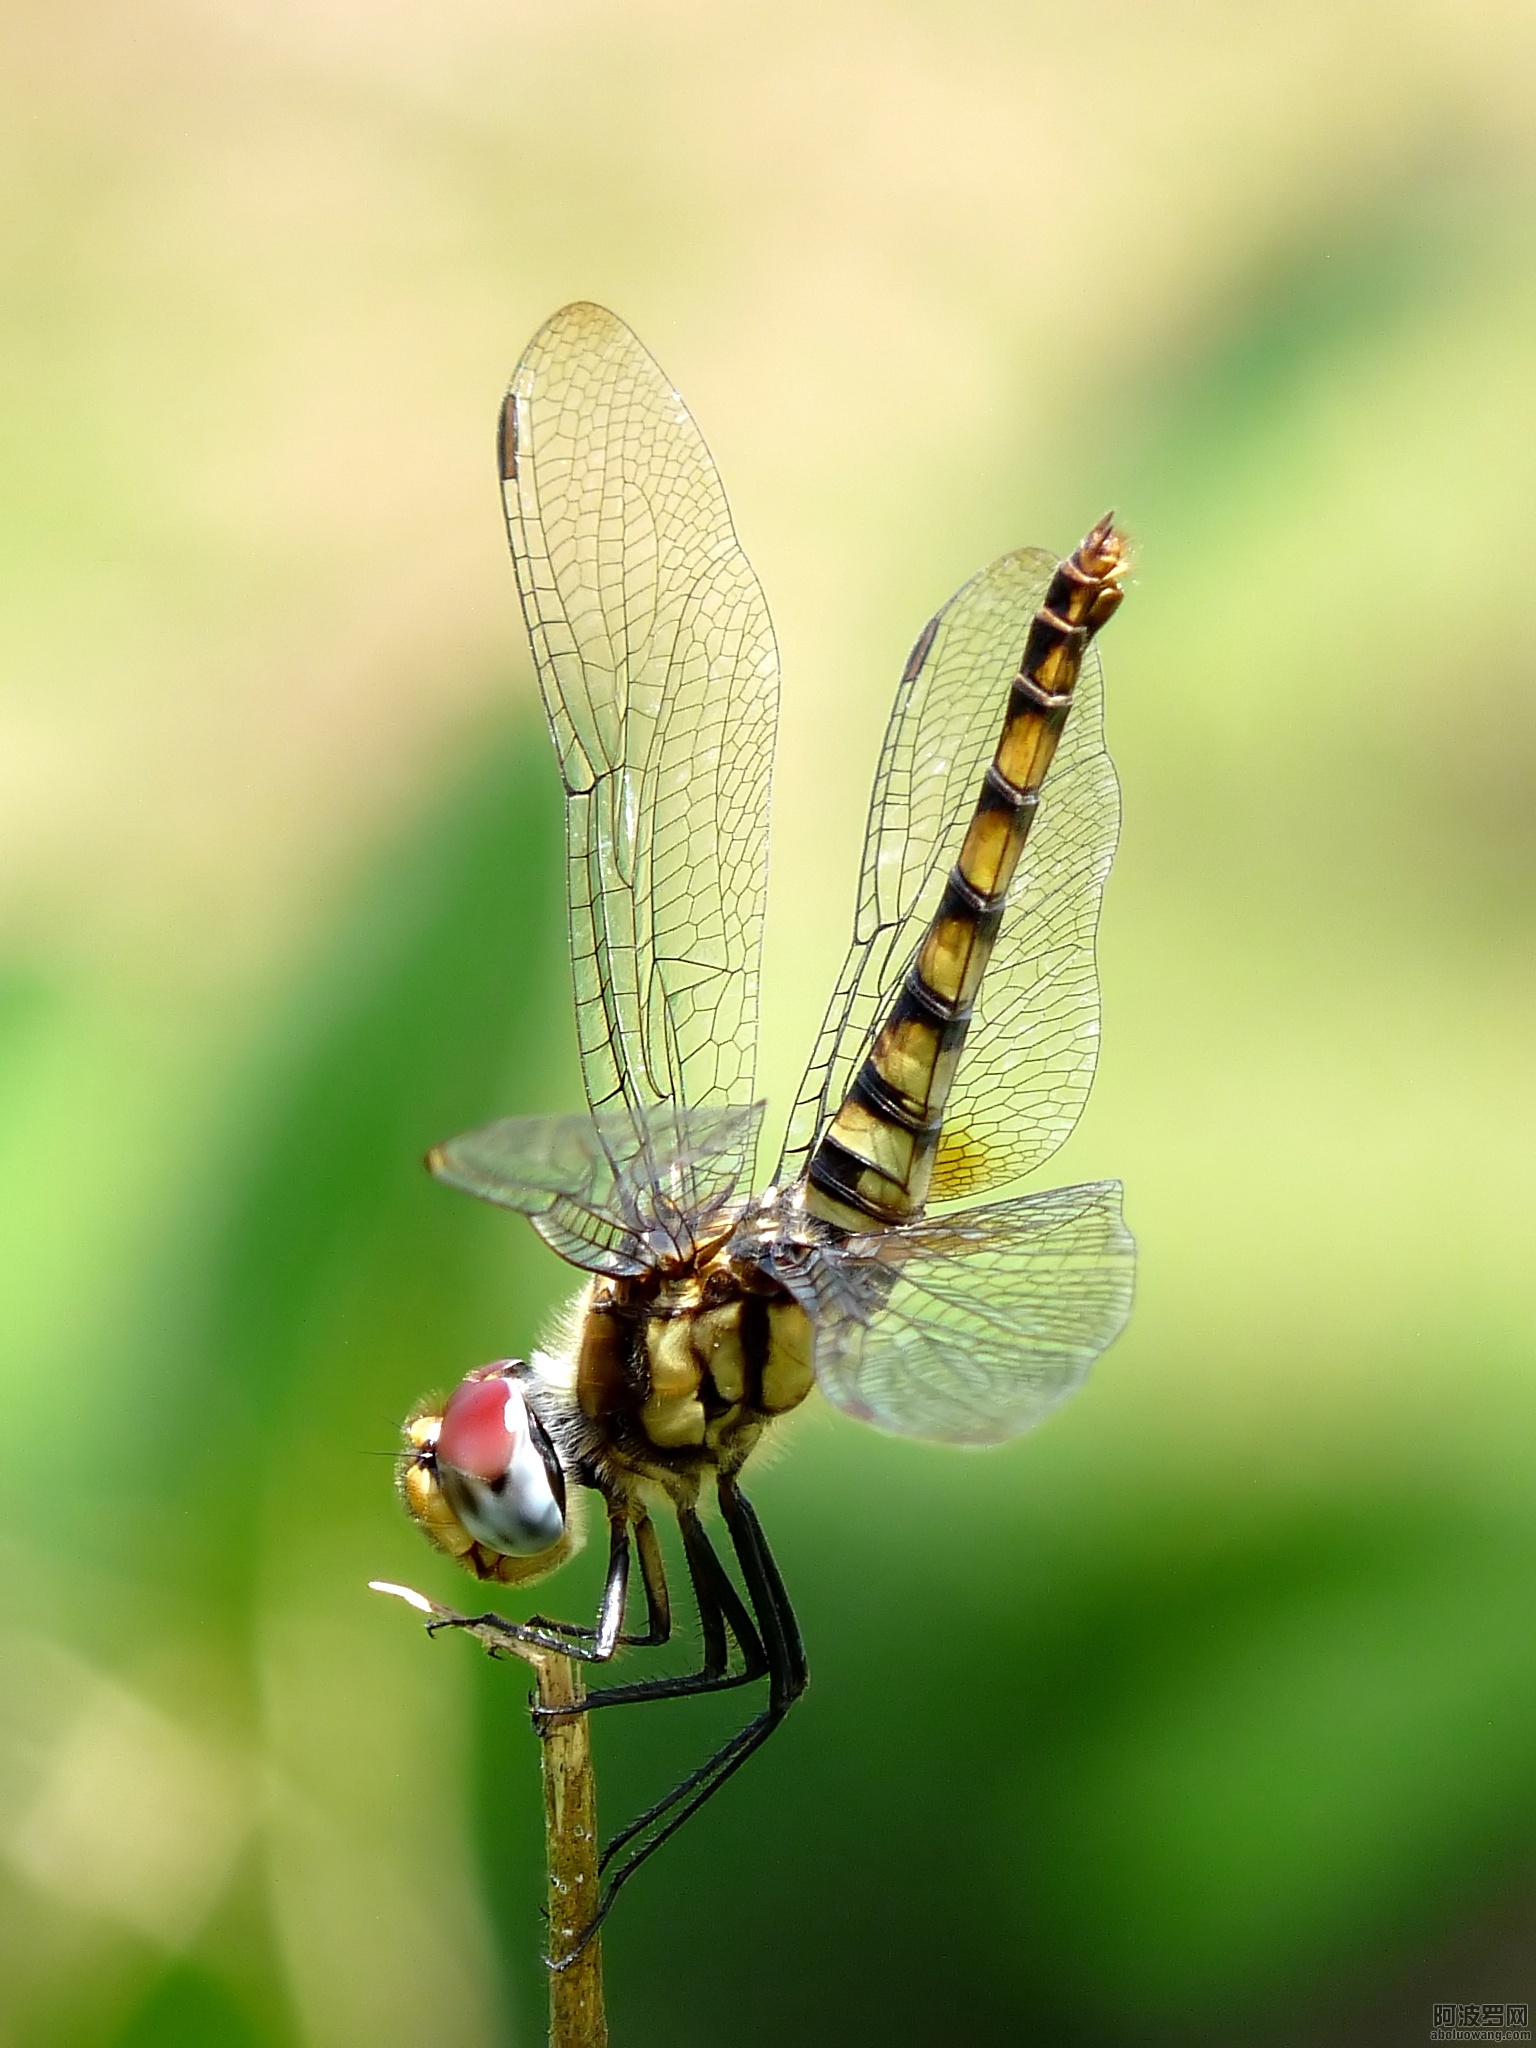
[{"left": 369, "top": 1578, "right": 438, "bottom": 1616}]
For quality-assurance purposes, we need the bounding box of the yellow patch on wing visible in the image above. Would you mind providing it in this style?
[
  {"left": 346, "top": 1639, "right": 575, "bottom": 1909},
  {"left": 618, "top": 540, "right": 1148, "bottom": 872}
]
[{"left": 929, "top": 1126, "right": 995, "bottom": 1199}]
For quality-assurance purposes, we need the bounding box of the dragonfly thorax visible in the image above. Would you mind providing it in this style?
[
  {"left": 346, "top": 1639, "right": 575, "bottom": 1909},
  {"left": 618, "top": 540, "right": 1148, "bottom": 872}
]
[{"left": 573, "top": 1246, "right": 816, "bottom": 1484}]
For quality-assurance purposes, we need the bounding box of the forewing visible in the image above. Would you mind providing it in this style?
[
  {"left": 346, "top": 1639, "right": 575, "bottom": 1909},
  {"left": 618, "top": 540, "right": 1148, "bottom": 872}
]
[
  {"left": 503, "top": 303, "right": 778, "bottom": 1203},
  {"left": 429, "top": 1103, "right": 765, "bottom": 1276},
  {"left": 776, "top": 547, "right": 1056, "bottom": 1181},
  {"left": 798, "top": 1182, "right": 1134, "bottom": 1444}
]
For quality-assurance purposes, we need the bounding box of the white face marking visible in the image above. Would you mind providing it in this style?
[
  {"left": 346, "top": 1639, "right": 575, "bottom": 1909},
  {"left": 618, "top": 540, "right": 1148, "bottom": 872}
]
[{"left": 437, "top": 1376, "right": 565, "bottom": 1558}]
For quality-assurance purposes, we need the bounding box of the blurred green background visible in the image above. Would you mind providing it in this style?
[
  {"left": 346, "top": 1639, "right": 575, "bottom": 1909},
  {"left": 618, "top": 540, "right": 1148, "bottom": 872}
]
[{"left": 2, "top": 2, "right": 1533, "bottom": 2042}]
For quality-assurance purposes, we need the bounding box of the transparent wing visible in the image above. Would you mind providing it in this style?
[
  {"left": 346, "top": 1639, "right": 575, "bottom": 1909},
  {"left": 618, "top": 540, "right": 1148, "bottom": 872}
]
[
  {"left": 429, "top": 1103, "right": 765, "bottom": 1276},
  {"left": 776, "top": 546, "right": 1120, "bottom": 1204},
  {"left": 503, "top": 302, "right": 778, "bottom": 1206},
  {"left": 780, "top": 1182, "right": 1134, "bottom": 1444}
]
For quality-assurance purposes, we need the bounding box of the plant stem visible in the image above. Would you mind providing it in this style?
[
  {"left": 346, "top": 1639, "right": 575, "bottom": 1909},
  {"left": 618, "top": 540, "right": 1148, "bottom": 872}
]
[
  {"left": 533, "top": 1651, "right": 607, "bottom": 2046},
  {"left": 370, "top": 1581, "right": 608, "bottom": 2048}
]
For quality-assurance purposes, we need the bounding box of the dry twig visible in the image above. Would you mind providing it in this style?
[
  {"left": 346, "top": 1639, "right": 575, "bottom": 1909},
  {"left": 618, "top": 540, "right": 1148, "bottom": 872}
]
[{"left": 371, "top": 1580, "right": 608, "bottom": 2048}]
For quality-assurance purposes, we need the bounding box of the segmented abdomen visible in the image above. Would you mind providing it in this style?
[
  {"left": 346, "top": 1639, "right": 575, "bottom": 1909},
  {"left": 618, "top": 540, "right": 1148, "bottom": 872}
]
[{"left": 803, "top": 516, "right": 1126, "bottom": 1232}]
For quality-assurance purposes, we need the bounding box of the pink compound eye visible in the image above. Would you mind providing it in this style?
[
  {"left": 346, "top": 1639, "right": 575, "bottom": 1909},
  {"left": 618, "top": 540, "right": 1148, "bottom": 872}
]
[{"left": 437, "top": 1373, "right": 522, "bottom": 1481}]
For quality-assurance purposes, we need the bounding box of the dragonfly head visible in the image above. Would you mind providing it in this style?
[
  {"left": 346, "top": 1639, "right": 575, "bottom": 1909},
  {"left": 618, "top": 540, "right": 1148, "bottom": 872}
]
[{"left": 400, "top": 1362, "right": 575, "bottom": 1584}]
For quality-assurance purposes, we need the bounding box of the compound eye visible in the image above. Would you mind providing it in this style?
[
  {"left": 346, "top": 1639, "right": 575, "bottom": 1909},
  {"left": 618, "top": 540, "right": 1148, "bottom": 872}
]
[
  {"left": 438, "top": 1373, "right": 522, "bottom": 1481},
  {"left": 434, "top": 1365, "right": 566, "bottom": 1559}
]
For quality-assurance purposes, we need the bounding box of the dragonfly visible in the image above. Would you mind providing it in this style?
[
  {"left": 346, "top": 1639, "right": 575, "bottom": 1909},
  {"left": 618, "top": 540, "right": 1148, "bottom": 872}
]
[{"left": 398, "top": 300, "right": 1135, "bottom": 1934}]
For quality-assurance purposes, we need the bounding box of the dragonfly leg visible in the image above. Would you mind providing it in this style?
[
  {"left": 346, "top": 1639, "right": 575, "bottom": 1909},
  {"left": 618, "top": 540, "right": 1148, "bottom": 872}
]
[
  {"left": 430, "top": 1504, "right": 632, "bottom": 1664},
  {"left": 528, "top": 1509, "right": 672, "bottom": 1649},
  {"left": 721, "top": 1479, "right": 808, "bottom": 1701},
  {"left": 539, "top": 1502, "right": 765, "bottom": 1716},
  {"left": 551, "top": 1481, "right": 807, "bottom": 1961}
]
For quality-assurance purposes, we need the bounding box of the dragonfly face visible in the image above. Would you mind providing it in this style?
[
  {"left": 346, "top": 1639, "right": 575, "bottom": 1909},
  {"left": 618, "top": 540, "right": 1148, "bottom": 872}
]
[
  {"left": 399, "top": 302, "right": 1135, "bottom": 1934},
  {"left": 400, "top": 1362, "right": 579, "bottom": 1587}
]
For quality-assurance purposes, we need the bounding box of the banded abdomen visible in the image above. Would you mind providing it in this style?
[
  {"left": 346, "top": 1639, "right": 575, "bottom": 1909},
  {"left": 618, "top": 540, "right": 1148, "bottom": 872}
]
[{"left": 803, "top": 516, "right": 1126, "bottom": 1232}]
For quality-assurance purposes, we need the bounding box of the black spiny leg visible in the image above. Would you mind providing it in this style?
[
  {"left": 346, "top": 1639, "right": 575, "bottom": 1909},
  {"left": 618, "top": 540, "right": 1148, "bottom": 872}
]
[
  {"left": 432, "top": 1504, "right": 636, "bottom": 1663},
  {"left": 726, "top": 1482, "right": 808, "bottom": 1699},
  {"left": 536, "top": 1503, "right": 765, "bottom": 1717},
  {"left": 561, "top": 1480, "right": 807, "bottom": 1953},
  {"left": 528, "top": 1510, "right": 673, "bottom": 1650}
]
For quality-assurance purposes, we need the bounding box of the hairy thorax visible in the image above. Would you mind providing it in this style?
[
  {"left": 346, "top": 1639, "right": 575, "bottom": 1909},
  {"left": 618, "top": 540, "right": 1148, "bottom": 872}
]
[{"left": 573, "top": 1233, "right": 816, "bottom": 1490}]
